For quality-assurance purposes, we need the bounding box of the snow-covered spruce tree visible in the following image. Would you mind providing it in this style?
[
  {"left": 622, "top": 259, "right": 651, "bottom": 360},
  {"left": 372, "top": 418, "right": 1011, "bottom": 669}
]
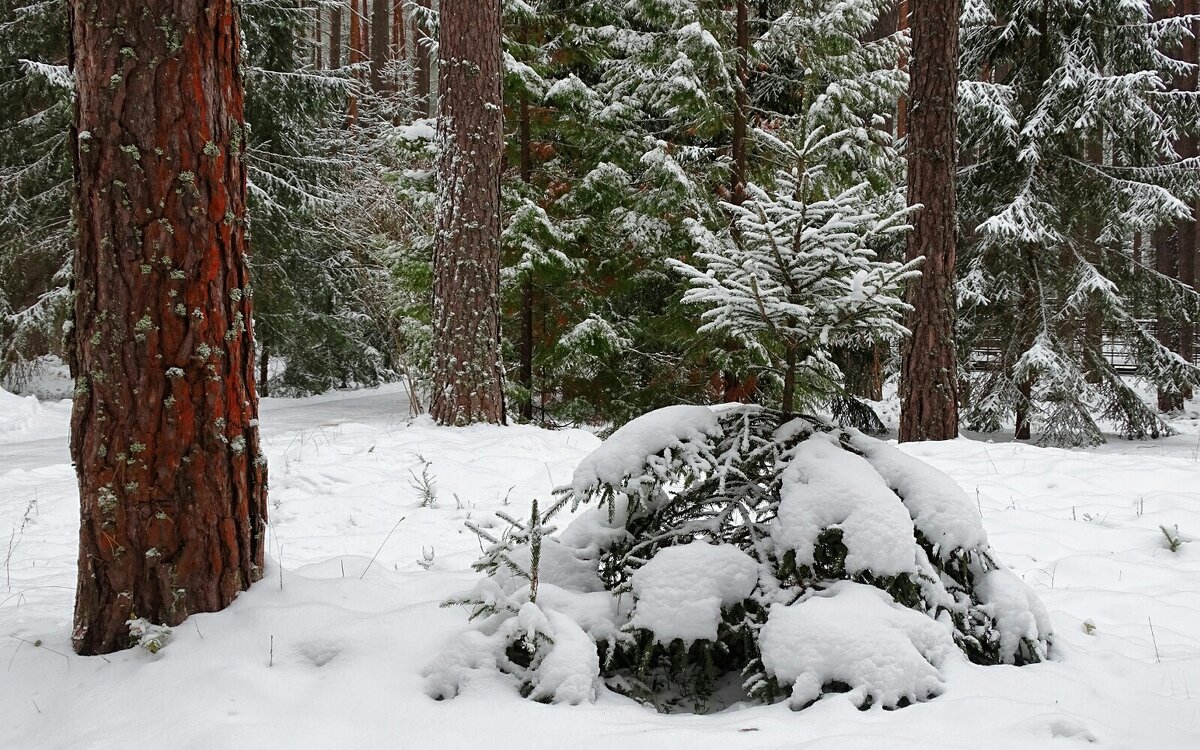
[
  {"left": 669, "top": 0, "right": 915, "bottom": 426},
  {"left": 0, "top": 0, "right": 71, "bottom": 390},
  {"left": 957, "top": 0, "right": 1200, "bottom": 445},
  {"left": 429, "top": 404, "right": 1052, "bottom": 711},
  {"left": 490, "top": 0, "right": 912, "bottom": 426}
]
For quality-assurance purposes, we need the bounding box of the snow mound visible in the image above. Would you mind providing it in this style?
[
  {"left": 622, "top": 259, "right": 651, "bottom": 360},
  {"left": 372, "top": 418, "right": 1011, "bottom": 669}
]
[
  {"left": 520, "top": 604, "right": 601, "bottom": 705},
  {"left": 847, "top": 431, "right": 988, "bottom": 555},
  {"left": 424, "top": 601, "right": 601, "bottom": 706},
  {"left": 976, "top": 567, "right": 1053, "bottom": 664},
  {"left": 773, "top": 433, "right": 917, "bottom": 576},
  {"left": 0, "top": 387, "right": 70, "bottom": 444},
  {"left": 760, "top": 582, "right": 956, "bottom": 710},
  {"left": 571, "top": 405, "right": 720, "bottom": 496},
  {"left": 629, "top": 541, "right": 758, "bottom": 644}
]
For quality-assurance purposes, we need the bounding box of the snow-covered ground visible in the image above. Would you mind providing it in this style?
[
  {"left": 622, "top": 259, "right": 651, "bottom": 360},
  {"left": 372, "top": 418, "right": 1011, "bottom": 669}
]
[{"left": 1, "top": 385, "right": 1197, "bottom": 749}]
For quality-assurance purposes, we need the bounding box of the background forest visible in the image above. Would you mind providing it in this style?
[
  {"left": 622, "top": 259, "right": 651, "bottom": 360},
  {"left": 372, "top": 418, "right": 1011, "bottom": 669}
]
[{"left": 2, "top": 0, "right": 1198, "bottom": 445}]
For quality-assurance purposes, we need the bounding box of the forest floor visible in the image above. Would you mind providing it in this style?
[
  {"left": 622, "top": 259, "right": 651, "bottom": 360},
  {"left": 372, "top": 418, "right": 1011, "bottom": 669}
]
[{"left": 1, "top": 384, "right": 1198, "bottom": 749}]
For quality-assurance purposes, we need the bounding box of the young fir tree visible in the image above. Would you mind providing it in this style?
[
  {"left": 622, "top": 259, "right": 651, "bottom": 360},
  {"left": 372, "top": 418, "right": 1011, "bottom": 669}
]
[
  {"left": 958, "top": 0, "right": 1200, "bottom": 446},
  {"left": 492, "top": 0, "right": 722, "bottom": 426},
  {"left": 434, "top": 404, "right": 1052, "bottom": 710},
  {"left": 669, "top": 0, "right": 914, "bottom": 424}
]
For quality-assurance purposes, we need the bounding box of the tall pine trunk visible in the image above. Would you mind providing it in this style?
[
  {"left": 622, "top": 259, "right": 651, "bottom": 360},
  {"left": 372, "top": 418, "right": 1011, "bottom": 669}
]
[
  {"left": 430, "top": 0, "right": 505, "bottom": 425},
  {"left": 67, "top": 0, "right": 266, "bottom": 655},
  {"left": 899, "top": 0, "right": 960, "bottom": 442}
]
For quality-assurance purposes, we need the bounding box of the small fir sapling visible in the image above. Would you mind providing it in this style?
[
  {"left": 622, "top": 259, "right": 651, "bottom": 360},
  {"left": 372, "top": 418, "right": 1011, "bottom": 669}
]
[{"left": 432, "top": 404, "right": 1053, "bottom": 712}]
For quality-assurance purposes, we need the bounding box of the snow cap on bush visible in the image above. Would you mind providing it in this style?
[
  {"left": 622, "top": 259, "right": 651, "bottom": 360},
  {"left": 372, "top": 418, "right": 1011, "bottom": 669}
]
[{"left": 434, "top": 404, "right": 1052, "bottom": 712}]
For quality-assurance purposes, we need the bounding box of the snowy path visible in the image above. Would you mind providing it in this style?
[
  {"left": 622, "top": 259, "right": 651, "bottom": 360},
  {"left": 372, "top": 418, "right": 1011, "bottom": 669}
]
[{"left": 2, "top": 387, "right": 1199, "bottom": 749}]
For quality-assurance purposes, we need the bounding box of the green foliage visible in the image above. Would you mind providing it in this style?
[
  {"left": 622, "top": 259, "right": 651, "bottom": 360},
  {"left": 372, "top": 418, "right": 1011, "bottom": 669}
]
[
  {"left": 0, "top": 0, "right": 71, "bottom": 389},
  {"left": 957, "top": 0, "right": 1200, "bottom": 444}
]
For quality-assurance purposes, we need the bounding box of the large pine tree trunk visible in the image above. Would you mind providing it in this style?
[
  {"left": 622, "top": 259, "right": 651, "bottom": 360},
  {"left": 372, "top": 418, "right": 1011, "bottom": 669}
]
[
  {"left": 899, "top": 0, "right": 960, "bottom": 442},
  {"left": 67, "top": 0, "right": 266, "bottom": 655},
  {"left": 430, "top": 0, "right": 505, "bottom": 425}
]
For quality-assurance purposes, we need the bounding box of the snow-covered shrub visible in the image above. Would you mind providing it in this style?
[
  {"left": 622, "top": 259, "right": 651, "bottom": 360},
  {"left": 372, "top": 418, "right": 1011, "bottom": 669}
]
[{"left": 430, "top": 405, "right": 1052, "bottom": 712}]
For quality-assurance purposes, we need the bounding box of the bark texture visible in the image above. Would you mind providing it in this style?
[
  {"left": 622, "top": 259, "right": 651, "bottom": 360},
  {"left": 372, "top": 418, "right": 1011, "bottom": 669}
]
[
  {"left": 899, "top": 0, "right": 960, "bottom": 442},
  {"left": 430, "top": 0, "right": 505, "bottom": 426},
  {"left": 67, "top": 0, "right": 266, "bottom": 655}
]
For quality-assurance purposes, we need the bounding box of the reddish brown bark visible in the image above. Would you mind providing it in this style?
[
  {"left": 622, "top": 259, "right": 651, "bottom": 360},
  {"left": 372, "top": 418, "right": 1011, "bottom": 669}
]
[
  {"left": 67, "top": 0, "right": 266, "bottom": 655},
  {"left": 899, "top": 0, "right": 960, "bottom": 442},
  {"left": 430, "top": 0, "right": 505, "bottom": 425}
]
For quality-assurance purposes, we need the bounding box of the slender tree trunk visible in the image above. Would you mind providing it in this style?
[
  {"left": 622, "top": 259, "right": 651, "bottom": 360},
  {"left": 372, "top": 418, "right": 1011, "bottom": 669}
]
[
  {"left": 414, "top": 0, "right": 432, "bottom": 117},
  {"left": 370, "top": 0, "right": 389, "bottom": 91},
  {"left": 1156, "top": 224, "right": 1185, "bottom": 411},
  {"left": 330, "top": 3, "right": 343, "bottom": 69},
  {"left": 67, "top": 0, "right": 266, "bottom": 655},
  {"left": 431, "top": 0, "right": 505, "bottom": 425},
  {"left": 782, "top": 346, "right": 797, "bottom": 417},
  {"left": 1014, "top": 376, "right": 1033, "bottom": 440},
  {"left": 899, "top": 0, "right": 960, "bottom": 442},
  {"left": 314, "top": 6, "right": 323, "bottom": 69},
  {"left": 349, "top": 0, "right": 362, "bottom": 123},
  {"left": 518, "top": 86, "right": 535, "bottom": 422},
  {"left": 392, "top": 0, "right": 406, "bottom": 92}
]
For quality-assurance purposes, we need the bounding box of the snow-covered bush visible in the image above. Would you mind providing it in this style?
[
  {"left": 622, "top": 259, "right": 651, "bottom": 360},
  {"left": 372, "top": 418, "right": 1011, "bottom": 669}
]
[
  {"left": 126, "top": 617, "right": 172, "bottom": 654},
  {"left": 429, "top": 404, "right": 1052, "bottom": 712}
]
